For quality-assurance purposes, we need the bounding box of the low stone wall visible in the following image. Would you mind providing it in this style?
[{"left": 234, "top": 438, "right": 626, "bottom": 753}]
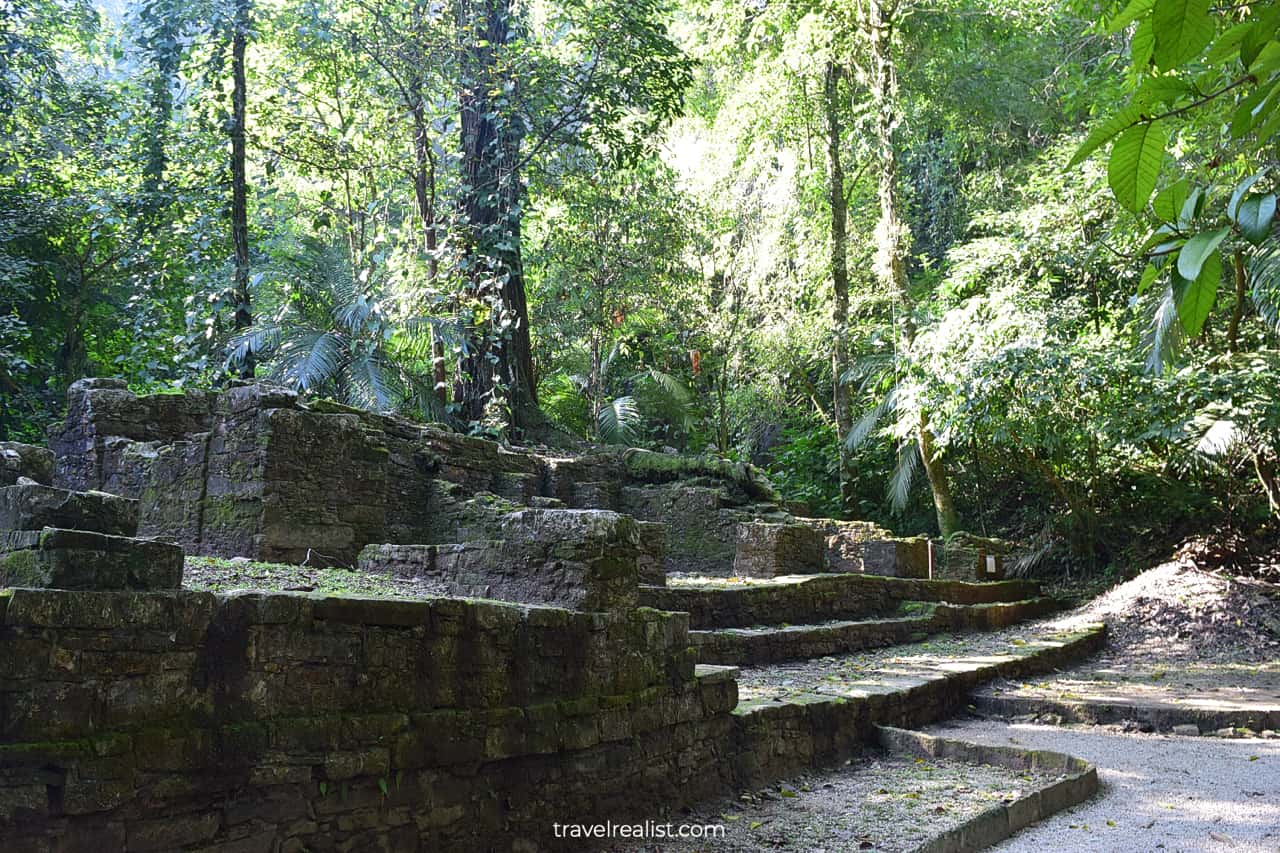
[
  {"left": 689, "top": 598, "right": 1060, "bottom": 666},
  {"left": 640, "top": 575, "right": 1042, "bottom": 629},
  {"left": 358, "top": 509, "right": 642, "bottom": 612},
  {"left": 877, "top": 727, "right": 1098, "bottom": 853},
  {"left": 0, "top": 587, "right": 739, "bottom": 852}
]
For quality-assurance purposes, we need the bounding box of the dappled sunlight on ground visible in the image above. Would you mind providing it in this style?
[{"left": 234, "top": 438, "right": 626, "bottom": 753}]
[{"left": 932, "top": 720, "right": 1280, "bottom": 853}]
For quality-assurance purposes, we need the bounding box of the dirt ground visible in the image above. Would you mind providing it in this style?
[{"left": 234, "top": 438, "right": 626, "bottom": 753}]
[{"left": 607, "top": 749, "right": 1066, "bottom": 853}]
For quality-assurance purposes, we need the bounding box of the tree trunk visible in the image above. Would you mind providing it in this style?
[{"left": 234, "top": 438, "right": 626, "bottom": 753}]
[
  {"left": 824, "top": 61, "right": 855, "bottom": 512},
  {"left": 1228, "top": 248, "right": 1247, "bottom": 353},
  {"left": 454, "top": 0, "right": 543, "bottom": 434},
  {"left": 139, "top": 0, "right": 181, "bottom": 230},
  {"left": 411, "top": 98, "right": 448, "bottom": 405},
  {"left": 230, "top": 0, "right": 253, "bottom": 379},
  {"left": 866, "top": 0, "right": 959, "bottom": 536}
]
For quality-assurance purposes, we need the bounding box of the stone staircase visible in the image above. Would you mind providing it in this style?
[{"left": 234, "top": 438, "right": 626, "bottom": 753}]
[{"left": 640, "top": 573, "right": 1059, "bottom": 666}]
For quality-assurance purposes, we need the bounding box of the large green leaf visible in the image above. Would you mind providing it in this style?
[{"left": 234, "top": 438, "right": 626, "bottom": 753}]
[
  {"left": 1205, "top": 21, "right": 1253, "bottom": 65},
  {"left": 1131, "top": 18, "right": 1156, "bottom": 71},
  {"left": 1109, "top": 0, "right": 1155, "bottom": 33},
  {"left": 1152, "top": 0, "right": 1214, "bottom": 69},
  {"left": 1228, "top": 172, "right": 1265, "bottom": 220},
  {"left": 1152, "top": 178, "right": 1189, "bottom": 222},
  {"left": 1071, "top": 104, "right": 1144, "bottom": 167},
  {"left": 1241, "top": 6, "right": 1280, "bottom": 67},
  {"left": 1108, "top": 122, "right": 1167, "bottom": 213},
  {"left": 1237, "top": 194, "right": 1277, "bottom": 244},
  {"left": 1177, "top": 227, "right": 1229, "bottom": 280},
  {"left": 1174, "top": 249, "right": 1221, "bottom": 336},
  {"left": 1069, "top": 78, "right": 1186, "bottom": 167},
  {"left": 1230, "top": 81, "right": 1278, "bottom": 138}
]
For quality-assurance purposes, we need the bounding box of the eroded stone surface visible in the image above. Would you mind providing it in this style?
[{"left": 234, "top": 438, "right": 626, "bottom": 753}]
[
  {"left": 0, "top": 442, "right": 53, "bottom": 487},
  {"left": 0, "top": 527, "right": 183, "bottom": 590},
  {"left": 359, "top": 509, "right": 642, "bottom": 611},
  {"left": 0, "top": 484, "right": 138, "bottom": 537},
  {"left": 733, "top": 521, "right": 825, "bottom": 578}
]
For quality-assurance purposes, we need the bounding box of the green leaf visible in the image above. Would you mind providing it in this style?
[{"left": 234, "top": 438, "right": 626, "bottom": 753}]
[
  {"left": 1249, "top": 40, "right": 1280, "bottom": 75},
  {"left": 1242, "top": 6, "right": 1280, "bottom": 68},
  {"left": 1250, "top": 98, "right": 1280, "bottom": 145},
  {"left": 1152, "top": 179, "right": 1189, "bottom": 222},
  {"left": 1132, "top": 18, "right": 1156, "bottom": 70},
  {"left": 1205, "top": 21, "right": 1253, "bottom": 65},
  {"left": 1108, "top": 122, "right": 1167, "bottom": 213},
  {"left": 1229, "top": 81, "right": 1277, "bottom": 138},
  {"left": 1177, "top": 227, "right": 1229, "bottom": 280},
  {"left": 1177, "top": 185, "right": 1204, "bottom": 226},
  {"left": 1152, "top": 0, "right": 1214, "bottom": 70},
  {"left": 1228, "top": 172, "right": 1265, "bottom": 221},
  {"left": 1069, "top": 79, "right": 1186, "bottom": 167},
  {"left": 1109, "top": 0, "right": 1155, "bottom": 33},
  {"left": 1071, "top": 104, "right": 1144, "bottom": 167},
  {"left": 1237, "top": 194, "right": 1277, "bottom": 244},
  {"left": 1173, "top": 250, "right": 1221, "bottom": 335}
]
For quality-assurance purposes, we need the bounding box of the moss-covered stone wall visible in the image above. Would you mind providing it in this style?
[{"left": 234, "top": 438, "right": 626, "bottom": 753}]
[{"left": 0, "top": 587, "right": 738, "bottom": 852}]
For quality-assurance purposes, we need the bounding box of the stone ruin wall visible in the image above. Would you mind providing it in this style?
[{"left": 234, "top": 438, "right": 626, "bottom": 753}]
[
  {"left": 27, "top": 378, "right": 1010, "bottom": 586},
  {"left": 44, "top": 380, "right": 822, "bottom": 577},
  {"left": 0, "top": 587, "right": 743, "bottom": 852}
]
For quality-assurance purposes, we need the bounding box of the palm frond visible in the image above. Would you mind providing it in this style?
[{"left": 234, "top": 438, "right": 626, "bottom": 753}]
[
  {"left": 1250, "top": 241, "right": 1280, "bottom": 333},
  {"left": 226, "top": 324, "right": 284, "bottom": 368},
  {"left": 347, "top": 350, "right": 400, "bottom": 411},
  {"left": 598, "top": 395, "right": 640, "bottom": 445},
  {"left": 847, "top": 393, "right": 890, "bottom": 450},
  {"left": 278, "top": 329, "right": 346, "bottom": 393},
  {"left": 1144, "top": 283, "right": 1183, "bottom": 374},
  {"left": 888, "top": 440, "right": 921, "bottom": 513}
]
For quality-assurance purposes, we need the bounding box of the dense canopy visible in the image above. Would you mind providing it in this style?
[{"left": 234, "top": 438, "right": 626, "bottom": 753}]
[{"left": 4, "top": 0, "right": 1279, "bottom": 572}]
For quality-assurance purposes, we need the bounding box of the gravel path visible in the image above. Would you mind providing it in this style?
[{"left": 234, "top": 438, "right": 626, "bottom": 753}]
[
  {"left": 608, "top": 749, "right": 1063, "bottom": 852},
  {"left": 928, "top": 719, "right": 1280, "bottom": 853}
]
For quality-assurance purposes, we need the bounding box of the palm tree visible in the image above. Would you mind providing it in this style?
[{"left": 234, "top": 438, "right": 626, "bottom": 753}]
[{"left": 226, "top": 238, "right": 457, "bottom": 419}]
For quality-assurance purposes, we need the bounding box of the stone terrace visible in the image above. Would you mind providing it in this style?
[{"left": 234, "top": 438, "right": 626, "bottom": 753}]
[{"left": 0, "top": 381, "right": 1103, "bottom": 852}]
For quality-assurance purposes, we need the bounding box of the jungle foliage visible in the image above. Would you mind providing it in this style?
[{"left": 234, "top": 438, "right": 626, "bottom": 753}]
[{"left": 3, "top": 0, "right": 1278, "bottom": 572}]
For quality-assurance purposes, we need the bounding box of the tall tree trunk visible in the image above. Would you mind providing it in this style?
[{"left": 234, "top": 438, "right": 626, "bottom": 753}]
[
  {"left": 866, "top": 0, "right": 959, "bottom": 536},
  {"left": 411, "top": 98, "right": 448, "bottom": 405},
  {"left": 139, "top": 0, "right": 181, "bottom": 230},
  {"left": 824, "top": 61, "right": 855, "bottom": 513},
  {"left": 230, "top": 0, "right": 253, "bottom": 379},
  {"left": 454, "top": 0, "right": 543, "bottom": 434}
]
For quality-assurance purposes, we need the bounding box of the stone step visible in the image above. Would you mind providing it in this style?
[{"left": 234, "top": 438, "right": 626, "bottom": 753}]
[
  {"left": 690, "top": 598, "right": 1061, "bottom": 666},
  {"left": 728, "top": 622, "right": 1107, "bottom": 786},
  {"left": 640, "top": 572, "right": 1043, "bottom": 629},
  {"left": 692, "top": 614, "right": 934, "bottom": 666}
]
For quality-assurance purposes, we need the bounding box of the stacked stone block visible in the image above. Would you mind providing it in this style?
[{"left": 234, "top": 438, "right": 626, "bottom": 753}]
[
  {"left": 0, "top": 443, "right": 53, "bottom": 487},
  {"left": 732, "top": 521, "right": 826, "bottom": 578},
  {"left": 358, "top": 509, "right": 642, "bottom": 612},
  {"left": 0, "top": 484, "right": 182, "bottom": 590},
  {"left": 0, "top": 588, "right": 733, "bottom": 852}
]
